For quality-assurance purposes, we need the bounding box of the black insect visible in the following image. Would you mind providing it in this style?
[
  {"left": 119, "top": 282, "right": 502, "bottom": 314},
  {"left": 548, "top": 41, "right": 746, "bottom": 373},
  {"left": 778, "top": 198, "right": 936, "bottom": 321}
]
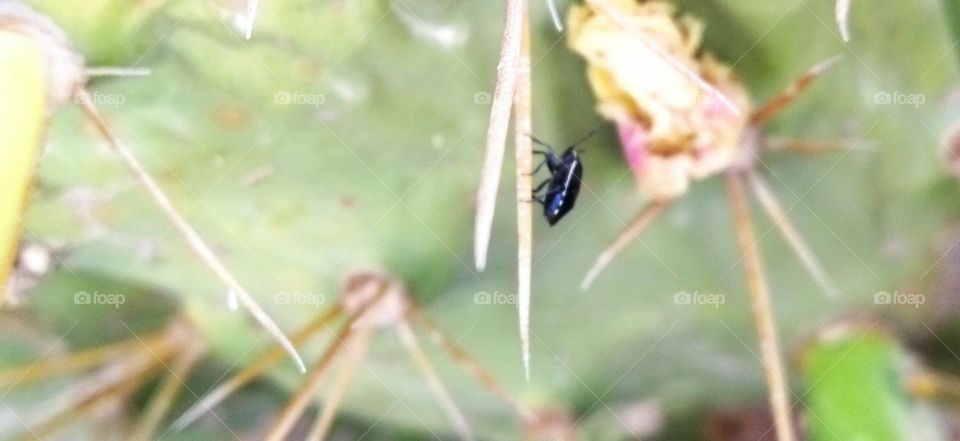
[{"left": 529, "top": 129, "right": 597, "bottom": 226}]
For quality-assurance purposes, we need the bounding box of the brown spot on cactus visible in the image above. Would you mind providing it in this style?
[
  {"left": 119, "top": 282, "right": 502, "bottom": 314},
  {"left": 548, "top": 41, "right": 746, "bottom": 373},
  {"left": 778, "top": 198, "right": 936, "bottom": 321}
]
[{"left": 209, "top": 102, "right": 253, "bottom": 130}]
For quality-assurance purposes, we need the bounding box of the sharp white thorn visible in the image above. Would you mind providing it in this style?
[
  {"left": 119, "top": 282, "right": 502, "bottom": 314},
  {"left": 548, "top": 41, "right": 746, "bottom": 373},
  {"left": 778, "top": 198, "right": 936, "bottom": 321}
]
[
  {"left": 811, "top": 54, "right": 844, "bottom": 75},
  {"left": 397, "top": 321, "right": 475, "bottom": 440},
  {"left": 86, "top": 67, "right": 152, "bottom": 77},
  {"left": 474, "top": 0, "right": 525, "bottom": 274},
  {"left": 836, "top": 0, "right": 852, "bottom": 42},
  {"left": 227, "top": 289, "right": 239, "bottom": 310},
  {"left": 747, "top": 172, "right": 840, "bottom": 300},
  {"left": 245, "top": 0, "right": 260, "bottom": 40},
  {"left": 546, "top": 0, "right": 564, "bottom": 33},
  {"left": 76, "top": 90, "right": 306, "bottom": 375},
  {"left": 520, "top": 294, "right": 530, "bottom": 381}
]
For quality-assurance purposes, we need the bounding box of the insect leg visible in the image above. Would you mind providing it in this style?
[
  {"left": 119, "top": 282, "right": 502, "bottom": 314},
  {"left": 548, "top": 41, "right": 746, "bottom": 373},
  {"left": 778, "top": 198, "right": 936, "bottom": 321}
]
[
  {"left": 522, "top": 196, "right": 546, "bottom": 205},
  {"left": 528, "top": 158, "right": 549, "bottom": 175},
  {"left": 532, "top": 178, "right": 551, "bottom": 194}
]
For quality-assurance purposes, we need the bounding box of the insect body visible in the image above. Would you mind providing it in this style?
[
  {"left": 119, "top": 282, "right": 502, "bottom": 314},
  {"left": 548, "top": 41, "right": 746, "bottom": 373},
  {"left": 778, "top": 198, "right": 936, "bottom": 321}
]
[{"left": 530, "top": 130, "right": 595, "bottom": 225}]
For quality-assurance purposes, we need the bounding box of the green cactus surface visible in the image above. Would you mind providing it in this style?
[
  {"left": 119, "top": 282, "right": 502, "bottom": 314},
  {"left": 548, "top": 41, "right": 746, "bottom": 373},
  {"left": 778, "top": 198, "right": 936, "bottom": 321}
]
[{"left": 6, "top": 0, "right": 960, "bottom": 439}]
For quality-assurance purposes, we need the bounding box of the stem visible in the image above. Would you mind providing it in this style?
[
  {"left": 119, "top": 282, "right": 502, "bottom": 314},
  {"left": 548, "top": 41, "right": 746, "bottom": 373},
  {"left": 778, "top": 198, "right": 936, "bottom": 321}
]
[{"left": 725, "top": 171, "right": 795, "bottom": 441}]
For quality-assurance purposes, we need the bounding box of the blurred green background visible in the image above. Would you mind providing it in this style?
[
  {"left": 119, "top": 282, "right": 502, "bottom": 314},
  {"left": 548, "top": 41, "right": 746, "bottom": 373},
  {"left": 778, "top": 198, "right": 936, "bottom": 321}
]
[{"left": 3, "top": 0, "right": 960, "bottom": 439}]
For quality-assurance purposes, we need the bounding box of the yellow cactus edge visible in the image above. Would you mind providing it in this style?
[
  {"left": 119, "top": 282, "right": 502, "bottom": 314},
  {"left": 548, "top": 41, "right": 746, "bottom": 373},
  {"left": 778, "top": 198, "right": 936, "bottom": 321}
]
[{"left": 0, "top": 3, "right": 86, "bottom": 305}]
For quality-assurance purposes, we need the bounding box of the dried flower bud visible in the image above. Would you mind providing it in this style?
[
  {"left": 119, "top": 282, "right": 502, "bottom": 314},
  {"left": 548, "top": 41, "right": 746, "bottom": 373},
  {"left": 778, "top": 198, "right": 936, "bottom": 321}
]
[
  {"left": 568, "top": 0, "right": 751, "bottom": 199},
  {"left": 339, "top": 267, "right": 411, "bottom": 328}
]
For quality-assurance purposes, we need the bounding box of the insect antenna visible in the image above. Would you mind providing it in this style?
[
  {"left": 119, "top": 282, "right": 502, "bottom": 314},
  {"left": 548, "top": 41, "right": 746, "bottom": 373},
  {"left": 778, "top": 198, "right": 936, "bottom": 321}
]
[
  {"left": 529, "top": 125, "right": 603, "bottom": 155},
  {"left": 528, "top": 133, "right": 557, "bottom": 155},
  {"left": 566, "top": 125, "right": 603, "bottom": 152}
]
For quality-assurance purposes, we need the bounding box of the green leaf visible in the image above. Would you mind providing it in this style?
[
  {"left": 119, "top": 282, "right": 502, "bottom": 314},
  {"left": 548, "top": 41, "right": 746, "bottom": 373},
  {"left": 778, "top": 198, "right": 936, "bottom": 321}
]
[{"left": 801, "top": 325, "right": 947, "bottom": 441}]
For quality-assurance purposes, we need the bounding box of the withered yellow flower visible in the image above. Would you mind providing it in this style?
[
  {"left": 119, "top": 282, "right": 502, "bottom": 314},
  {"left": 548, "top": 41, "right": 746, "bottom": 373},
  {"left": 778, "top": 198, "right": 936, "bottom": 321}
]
[{"left": 568, "top": 0, "right": 752, "bottom": 200}]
